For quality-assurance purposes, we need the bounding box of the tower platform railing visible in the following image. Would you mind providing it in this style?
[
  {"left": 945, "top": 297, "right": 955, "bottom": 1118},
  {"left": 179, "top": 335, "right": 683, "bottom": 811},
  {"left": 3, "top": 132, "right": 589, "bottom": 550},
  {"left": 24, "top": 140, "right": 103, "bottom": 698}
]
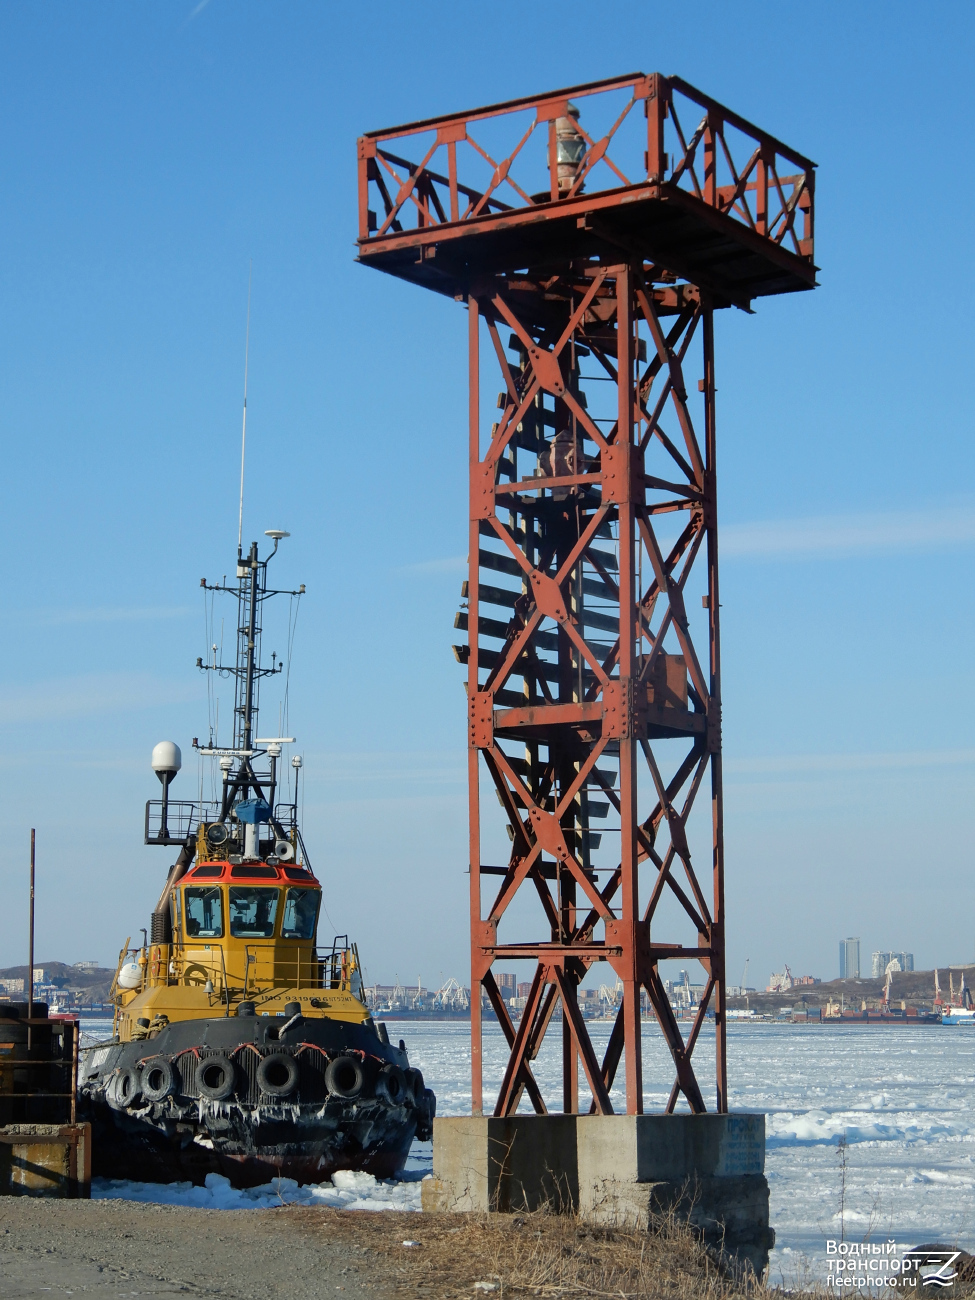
[{"left": 357, "top": 72, "right": 816, "bottom": 306}]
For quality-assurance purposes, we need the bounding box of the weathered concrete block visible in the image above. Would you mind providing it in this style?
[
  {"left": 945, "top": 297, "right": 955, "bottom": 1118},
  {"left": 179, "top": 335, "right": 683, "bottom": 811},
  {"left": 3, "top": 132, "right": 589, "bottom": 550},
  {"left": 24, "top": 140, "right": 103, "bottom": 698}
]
[
  {"left": 576, "top": 1113, "right": 764, "bottom": 1189},
  {"left": 577, "top": 1115, "right": 772, "bottom": 1275},
  {"left": 421, "top": 1115, "right": 578, "bottom": 1213}
]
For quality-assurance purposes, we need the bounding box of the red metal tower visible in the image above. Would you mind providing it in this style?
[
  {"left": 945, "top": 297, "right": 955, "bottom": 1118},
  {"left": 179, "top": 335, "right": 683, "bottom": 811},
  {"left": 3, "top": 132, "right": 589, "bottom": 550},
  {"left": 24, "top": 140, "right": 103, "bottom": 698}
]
[{"left": 357, "top": 73, "right": 816, "bottom": 1117}]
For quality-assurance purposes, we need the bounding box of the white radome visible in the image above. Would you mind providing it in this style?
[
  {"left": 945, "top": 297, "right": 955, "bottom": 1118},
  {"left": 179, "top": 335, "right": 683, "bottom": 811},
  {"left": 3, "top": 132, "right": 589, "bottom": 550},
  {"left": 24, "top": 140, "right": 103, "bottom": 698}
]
[{"left": 151, "top": 741, "right": 182, "bottom": 775}]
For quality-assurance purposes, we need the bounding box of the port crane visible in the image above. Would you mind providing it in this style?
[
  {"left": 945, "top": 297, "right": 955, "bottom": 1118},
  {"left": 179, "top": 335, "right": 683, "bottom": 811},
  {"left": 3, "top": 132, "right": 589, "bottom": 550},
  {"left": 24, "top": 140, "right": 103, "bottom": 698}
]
[{"left": 432, "top": 977, "right": 469, "bottom": 1012}]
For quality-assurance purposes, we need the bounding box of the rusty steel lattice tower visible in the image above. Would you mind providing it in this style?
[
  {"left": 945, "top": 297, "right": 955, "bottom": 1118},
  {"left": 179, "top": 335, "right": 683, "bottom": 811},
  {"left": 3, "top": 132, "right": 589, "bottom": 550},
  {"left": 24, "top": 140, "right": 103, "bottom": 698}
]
[{"left": 357, "top": 73, "right": 816, "bottom": 1117}]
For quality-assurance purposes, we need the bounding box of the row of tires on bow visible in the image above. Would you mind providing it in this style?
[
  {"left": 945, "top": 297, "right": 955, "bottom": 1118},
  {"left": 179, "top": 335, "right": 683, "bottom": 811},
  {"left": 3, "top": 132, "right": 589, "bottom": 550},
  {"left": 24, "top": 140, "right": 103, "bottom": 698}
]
[{"left": 103, "top": 1049, "right": 433, "bottom": 1116}]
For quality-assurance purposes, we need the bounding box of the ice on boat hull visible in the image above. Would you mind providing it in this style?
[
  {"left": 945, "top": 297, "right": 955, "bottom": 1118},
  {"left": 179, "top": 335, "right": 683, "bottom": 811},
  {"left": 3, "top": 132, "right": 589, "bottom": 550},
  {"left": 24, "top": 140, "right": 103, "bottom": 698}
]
[{"left": 79, "top": 1015, "right": 434, "bottom": 1188}]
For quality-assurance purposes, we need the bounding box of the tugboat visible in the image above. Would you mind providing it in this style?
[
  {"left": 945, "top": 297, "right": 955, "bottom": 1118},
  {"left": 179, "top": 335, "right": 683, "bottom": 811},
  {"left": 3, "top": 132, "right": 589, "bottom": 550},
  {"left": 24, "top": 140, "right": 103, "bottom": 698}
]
[{"left": 78, "top": 531, "right": 435, "bottom": 1186}]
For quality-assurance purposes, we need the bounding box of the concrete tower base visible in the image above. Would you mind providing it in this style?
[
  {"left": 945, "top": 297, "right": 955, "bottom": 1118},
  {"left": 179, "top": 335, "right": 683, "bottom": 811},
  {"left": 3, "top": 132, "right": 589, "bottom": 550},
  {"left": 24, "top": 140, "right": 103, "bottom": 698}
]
[{"left": 421, "top": 1113, "right": 773, "bottom": 1275}]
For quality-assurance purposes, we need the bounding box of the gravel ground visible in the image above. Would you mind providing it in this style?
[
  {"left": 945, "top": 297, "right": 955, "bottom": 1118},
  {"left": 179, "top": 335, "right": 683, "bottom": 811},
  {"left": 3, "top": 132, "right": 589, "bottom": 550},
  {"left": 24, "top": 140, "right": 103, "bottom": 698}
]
[
  {"left": 0, "top": 1198, "right": 395, "bottom": 1300},
  {"left": 0, "top": 1196, "right": 788, "bottom": 1300}
]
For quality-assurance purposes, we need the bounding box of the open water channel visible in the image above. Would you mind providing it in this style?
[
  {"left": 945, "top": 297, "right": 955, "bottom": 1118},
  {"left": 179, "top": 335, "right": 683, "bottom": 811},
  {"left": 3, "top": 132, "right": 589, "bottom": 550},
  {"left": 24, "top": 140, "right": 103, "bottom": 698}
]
[{"left": 83, "top": 1018, "right": 975, "bottom": 1284}]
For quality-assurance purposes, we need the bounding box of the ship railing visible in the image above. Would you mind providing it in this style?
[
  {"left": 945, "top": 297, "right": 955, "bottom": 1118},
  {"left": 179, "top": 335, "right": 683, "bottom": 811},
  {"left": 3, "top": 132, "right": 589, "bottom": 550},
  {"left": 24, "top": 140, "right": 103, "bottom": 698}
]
[
  {"left": 228, "top": 942, "right": 359, "bottom": 999},
  {"left": 145, "top": 799, "right": 199, "bottom": 847},
  {"left": 147, "top": 799, "right": 307, "bottom": 859},
  {"left": 119, "top": 940, "right": 360, "bottom": 1002},
  {"left": 273, "top": 804, "right": 299, "bottom": 831},
  {"left": 321, "top": 937, "right": 361, "bottom": 993}
]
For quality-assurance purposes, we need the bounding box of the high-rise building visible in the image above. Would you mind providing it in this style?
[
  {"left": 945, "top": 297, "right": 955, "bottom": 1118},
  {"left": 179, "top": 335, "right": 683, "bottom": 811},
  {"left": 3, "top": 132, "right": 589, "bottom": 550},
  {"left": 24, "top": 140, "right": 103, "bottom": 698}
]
[
  {"left": 871, "top": 949, "right": 914, "bottom": 977},
  {"left": 839, "top": 937, "right": 860, "bottom": 980}
]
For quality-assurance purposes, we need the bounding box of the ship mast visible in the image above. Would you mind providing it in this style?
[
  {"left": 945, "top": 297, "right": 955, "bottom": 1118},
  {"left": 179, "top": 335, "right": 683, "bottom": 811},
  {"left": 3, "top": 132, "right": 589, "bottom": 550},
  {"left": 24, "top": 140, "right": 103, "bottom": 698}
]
[
  {"left": 199, "top": 531, "right": 303, "bottom": 829},
  {"left": 238, "top": 538, "right": 261, "bottom": 756},
  {"left": 143, "top": 532, "right": 304, "bottom": 943}
]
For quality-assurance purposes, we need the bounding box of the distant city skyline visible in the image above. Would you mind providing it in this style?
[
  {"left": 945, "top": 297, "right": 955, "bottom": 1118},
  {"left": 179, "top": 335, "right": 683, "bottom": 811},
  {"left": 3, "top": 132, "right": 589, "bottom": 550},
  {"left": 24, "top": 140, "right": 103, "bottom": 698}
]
[{"left": 871, "top": 951, "right": 915, "bottom": 979}]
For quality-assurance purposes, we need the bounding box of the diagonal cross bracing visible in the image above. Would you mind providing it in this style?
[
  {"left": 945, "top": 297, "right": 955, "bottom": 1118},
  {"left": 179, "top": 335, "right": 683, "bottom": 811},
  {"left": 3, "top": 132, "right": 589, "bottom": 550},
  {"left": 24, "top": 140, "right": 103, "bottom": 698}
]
[{"left": 464, "top": 264, "right": 726, "bottom": 1118}]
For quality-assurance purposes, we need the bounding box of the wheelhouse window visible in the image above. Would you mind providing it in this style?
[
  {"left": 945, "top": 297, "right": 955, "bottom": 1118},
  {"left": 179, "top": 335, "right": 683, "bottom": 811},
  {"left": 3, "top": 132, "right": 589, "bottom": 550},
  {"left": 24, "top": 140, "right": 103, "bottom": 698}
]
[
  {"left": 229, "top": 887, "right": 279, "bottom": 938},
  {"left": 184, "top": 886, "right": 223, "bottom": 938},
  {"left": 281, "top": 888, "right": 320, "bottom": 940}
]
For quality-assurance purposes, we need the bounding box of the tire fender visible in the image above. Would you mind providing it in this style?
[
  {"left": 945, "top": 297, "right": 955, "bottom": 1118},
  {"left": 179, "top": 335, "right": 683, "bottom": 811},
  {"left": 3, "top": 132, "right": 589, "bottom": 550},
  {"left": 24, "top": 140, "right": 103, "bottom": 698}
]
[
  {"left": 324, "top": 1054, "right": 366, "bottom": 1100},
  {"left": 141, "top": 1056, "right": 177, "bottom": 1102},
  {"left": 415, "top": 1087, "right": 437, "bottom": 1141},
  {"left": 108, "top": 1066, "right": 142, "bottom": 1110},
  {"left": 256, "top": 1052, "right": 299, "bottom": 1098},
  {"left": 404, "top": 1067, "right": 425, "bottom": 1105},
  {"left": 195, "top": 1053, "right": 235, "bottom": 1102},
  {"left": 376, "top": 1063, "right": 408, "bottom": 1106}
]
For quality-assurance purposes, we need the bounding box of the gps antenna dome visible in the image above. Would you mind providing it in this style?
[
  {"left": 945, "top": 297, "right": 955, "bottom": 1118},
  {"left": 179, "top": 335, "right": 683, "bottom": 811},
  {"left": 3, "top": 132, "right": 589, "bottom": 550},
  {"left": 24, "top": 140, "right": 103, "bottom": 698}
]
[{"left": 151, "top": 741, "right": 182, "bottom": 780}]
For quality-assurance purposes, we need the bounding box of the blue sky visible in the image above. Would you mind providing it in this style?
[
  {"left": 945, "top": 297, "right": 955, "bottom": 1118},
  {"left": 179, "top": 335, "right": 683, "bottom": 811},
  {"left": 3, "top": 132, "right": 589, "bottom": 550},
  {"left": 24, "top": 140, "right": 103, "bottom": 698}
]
[{"left": 0, "top": 2, "right": 972, "bottom": 994}]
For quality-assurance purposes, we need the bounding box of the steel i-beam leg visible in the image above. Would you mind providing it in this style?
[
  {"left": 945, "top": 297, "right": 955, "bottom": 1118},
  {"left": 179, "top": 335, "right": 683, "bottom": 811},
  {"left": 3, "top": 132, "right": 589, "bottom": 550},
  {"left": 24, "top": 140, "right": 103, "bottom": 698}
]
[
  {"left": 468, "top": 292, "right": 484, "bottom": 1118},
  {"left": 703, "top": 303, "right": 727, "bottom": 1112},
  {"left": 617, "top": 266, "right": 643, "bottom": 1115}
]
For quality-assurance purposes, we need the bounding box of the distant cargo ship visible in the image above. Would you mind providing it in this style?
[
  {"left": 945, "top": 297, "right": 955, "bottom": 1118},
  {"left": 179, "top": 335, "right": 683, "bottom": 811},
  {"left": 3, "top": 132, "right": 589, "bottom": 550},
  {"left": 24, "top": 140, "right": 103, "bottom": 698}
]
[
  {"left": 941, "top": 1006, "right": 975, "bottom": 1025},
  {"left": 822, "top": 1007, "right": 941, "bottom": 1025}
]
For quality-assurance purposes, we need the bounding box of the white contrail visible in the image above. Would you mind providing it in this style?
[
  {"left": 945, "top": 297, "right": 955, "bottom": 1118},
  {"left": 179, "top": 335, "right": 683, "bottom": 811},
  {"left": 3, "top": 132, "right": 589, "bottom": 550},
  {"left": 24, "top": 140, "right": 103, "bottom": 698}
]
[
  {"left": 722, "top": 505, "right": 975, "bottom": 559},
  {"left": 726, "top": 749, "right": 975, "bottom": 775}
]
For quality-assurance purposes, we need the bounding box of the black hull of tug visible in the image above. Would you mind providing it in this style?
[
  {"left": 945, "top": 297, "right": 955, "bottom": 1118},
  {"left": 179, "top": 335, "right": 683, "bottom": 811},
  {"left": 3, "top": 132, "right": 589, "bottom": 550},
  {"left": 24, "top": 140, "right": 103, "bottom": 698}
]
[{"left": 78, "top": 1014, "right": 434, "bottom": 1188}]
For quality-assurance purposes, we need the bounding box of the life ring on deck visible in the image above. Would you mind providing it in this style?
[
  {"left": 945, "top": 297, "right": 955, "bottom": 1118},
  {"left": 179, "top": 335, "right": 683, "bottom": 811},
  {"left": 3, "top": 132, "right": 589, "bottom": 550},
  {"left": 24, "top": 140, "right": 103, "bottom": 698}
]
[
  {"left": 324, "top": 1055, "right": 365, "bottom": 1100},
  {"left": 141, "top": 1056, "right": 177, "bottom": 1102},
  {"left": 256, "top": 1052, "right": 299, "bottom": 1098},
  {"left": 195, "top": 1054, "right": 235, "bottom": 1101}
]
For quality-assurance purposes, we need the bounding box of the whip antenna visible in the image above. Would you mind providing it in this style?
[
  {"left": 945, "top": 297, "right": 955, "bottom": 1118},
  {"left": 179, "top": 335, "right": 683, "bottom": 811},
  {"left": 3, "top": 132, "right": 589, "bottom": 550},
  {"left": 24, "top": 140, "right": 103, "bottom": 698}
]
[{"left": 237, "top": 261, "right": 253, "bottom": 552}]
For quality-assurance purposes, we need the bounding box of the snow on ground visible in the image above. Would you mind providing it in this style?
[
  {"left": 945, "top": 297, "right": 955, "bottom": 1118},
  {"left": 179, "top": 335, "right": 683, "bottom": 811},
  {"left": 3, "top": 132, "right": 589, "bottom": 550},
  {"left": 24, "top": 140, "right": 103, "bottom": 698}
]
[
  {"left": 83, "top": 1017, "right": 975, "bottom": 1281},
  {"left": 93, "top": 1167, "right": 424, "bottom": 1211}
]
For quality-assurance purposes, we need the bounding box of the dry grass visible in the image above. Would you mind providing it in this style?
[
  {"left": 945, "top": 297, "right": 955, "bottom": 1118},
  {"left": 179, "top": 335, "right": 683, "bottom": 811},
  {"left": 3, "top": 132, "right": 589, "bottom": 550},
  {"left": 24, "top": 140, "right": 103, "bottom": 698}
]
[{"left": 290, "top": 1203, "right": 811, "bottom": 1299}]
